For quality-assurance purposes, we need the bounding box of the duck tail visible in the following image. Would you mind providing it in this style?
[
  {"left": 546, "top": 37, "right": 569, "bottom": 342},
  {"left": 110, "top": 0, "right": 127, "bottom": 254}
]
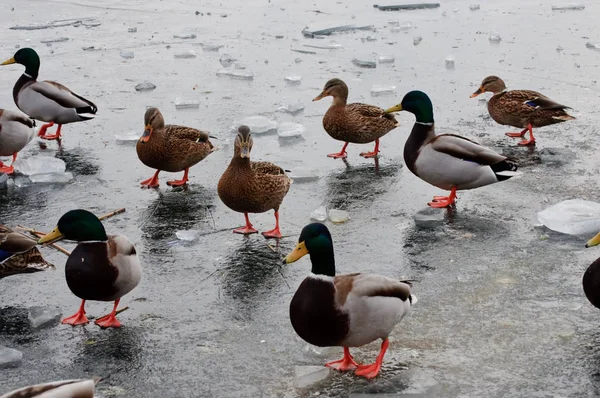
[
  {"left": 553, "top": 114, "right": 576, "bottom": 121},
  {"left": 409, "top": 294, "right": 418, "bottom": 305},
  {"left": 491, "top": 159, "right": 520, "bottom": 181}
]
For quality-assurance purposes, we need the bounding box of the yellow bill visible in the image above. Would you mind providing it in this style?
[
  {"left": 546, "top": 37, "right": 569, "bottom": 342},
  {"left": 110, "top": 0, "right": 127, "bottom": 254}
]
[
  {"left": 284, "top": 241, "right": 308, "bottom": 264},
  {"left": 1, "top": 57, "right": 16, "bottom": 65},
  {"left": 384, "top": 104, "right": 403, "bottom": 113},
  {"left": 586, "top": 232, "right": 600, "bottom": 248},
  {"left": 38, "top": 226, "right": 64, "bottom": 245}
]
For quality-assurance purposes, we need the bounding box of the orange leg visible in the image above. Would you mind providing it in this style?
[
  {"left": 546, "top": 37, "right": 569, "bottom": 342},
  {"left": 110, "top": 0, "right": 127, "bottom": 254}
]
[
  {"left": 62, "top": 300, "right": 90, "bottom": 326},
  {"left": 327, "top": 142, "right": 349, "bottom": 159},
  {"left": 0, "top": 153, "right": 17, "bottom": 174},
  {"left": 325, "top": 347, "right": 359, "bottom": 371},
  {"left": 233, "top": 213, "right": 258, "bottom": 235},
  {"left": 505, "top": 127, "right": 527, "bottom": 138},
  {"left": 37, "top": 122, "right": 55, "bottom": 138},
  {"left": 262, "top": 210, "right": 283, "bottom": 239},
  {"left": 140, "top": 170, "right": 160, "bottom": 188},
  {"left": 95, "top": 299, "right": 122, "bottom": 328},
  {"left": 517, "top": 123, "right": 535, "bottom": 146},
  {"left": 359, "top": 139, "right": 380, "bottom": 158},
  {"left": 167, "top": 168, "right": 190, "bottom": 187},
  {"left": 43, "top": 124, "right": 63, "bottom": 141},
  {"left": 354, "top": 339, "right": 389, "bottom": 379},
  {"left": 428, "top": 187, "right": 457, "bottom": 208}
]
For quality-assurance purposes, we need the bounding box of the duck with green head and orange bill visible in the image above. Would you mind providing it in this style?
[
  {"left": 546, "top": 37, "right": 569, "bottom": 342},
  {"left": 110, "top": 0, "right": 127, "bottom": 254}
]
[
  {"left": 384, "top": 91, "right": 520, "bottom": 208},
  {"left": 38, "top": 210, "right": 141, "bottom": 328},
  {"left": 218, "top": 126, "right": 292, "bottom": 238},
  {"left": 1, "top": 48, "right": 97, "bottom": 141},
  {"left": 284, "top": 223, "right": 416, "bottom": 379},
  {"left": 582, "top": 232, "right": 600, "bottom": 310},
  {"left": 470, "top": 76, "right": 575, "bottom": 146},
  {"left": 313, "top": 78, "right": 399, "bottom": 159}
]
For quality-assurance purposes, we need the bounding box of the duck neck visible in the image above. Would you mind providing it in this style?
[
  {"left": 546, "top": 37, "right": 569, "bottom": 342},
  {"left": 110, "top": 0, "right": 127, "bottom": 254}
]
[
  {"left": 331, "top": 95, "right": 347, "bottom": 107},
  {"left": 404, "top": 122, "right": 436, "bottom": 174},
  {"left": 22, "top": 59, "right": 40, "bottom": 80},
  {"left": 230, "top": 154, "right": 252, "bottom": 170},
  {"left": 309, "top": 246, "right": 336, "bottom": 277}
]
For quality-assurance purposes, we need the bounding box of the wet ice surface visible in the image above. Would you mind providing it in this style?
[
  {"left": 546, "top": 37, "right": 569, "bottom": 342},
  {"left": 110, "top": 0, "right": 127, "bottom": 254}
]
[{"left": 2, "top": 0, "right": 600, "bottom": 397}]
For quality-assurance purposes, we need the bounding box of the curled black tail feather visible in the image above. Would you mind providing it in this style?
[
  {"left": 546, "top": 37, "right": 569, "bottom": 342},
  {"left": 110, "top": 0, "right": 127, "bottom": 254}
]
[{"left": 491, "top": 159, "right": 518, "bottom": 181}]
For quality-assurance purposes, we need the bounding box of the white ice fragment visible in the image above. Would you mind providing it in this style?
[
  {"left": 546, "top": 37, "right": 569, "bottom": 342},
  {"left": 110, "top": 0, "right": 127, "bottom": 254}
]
[
  {"left": 362, "top": 35, "right": 377, "bottom": 42},
  {"left": 413, "top": 36, "right": 423, "bottom": 45},
  {"left": 216, "top": 68, "right": 254, "bottom": 81},
  {"left": 388, "top": 20, "right": 400, "bottom": 26},
  {"left": 202, "top": 44, "right": 223, "bottom": 52},
  {"left": 537, "top": 199, "right": 600, "bottom": 235},
  {"left": 328, "top": 209, "right": 349, "bottom": 223},
  {"left": 303, "top": 42, "right": 342, "bottom": 50},
  {"left": 310, "top": 206, "right": 327, "bottom": 222},
  {"left": 0, "top": 346, "right": 22, "bottom": 369},
  {"left": 114, "top": 132, "right": 140, "bottom": 143},
  {"left": 175, "top": 98, "right": 200, "bottom": 110},
  {"left": 586, "top": 42, "right": 600, "bottom": 51},
  {"left": 174, "top": 50, "right": 197, "bottom": 59},
  {"left": 277, "top": 101, "right": 305, "bottom": 115},
  {"left": 489, "top": 33, "right": 502, "bottom": 43},
  {"left": 285, "top": 76, "right": 302, "bottom": 85},
  {"left": 128, "top": 27, "right": 137, "bottom": 33},
  {"left": 14, "top": 176, "right": 31, "bottom": 187},
  {"left": 29, "top": 172, "right": 73, "bottom": 184},
  {"left": 174, "top": 33, "right": 197, "bottom": 39},
  {"left": 413, "top": 207, "right": 445, "bottom": 228},
  {"left": 28, "top": 306, "right": 62, "bottom": 329},
  {"left": 469, "top": 4, "right": 480, "bottom": 10},
  {"left": 294, "top": 366, "right": 330, "bottom": 389},
  {"left": 352, "top": 58, "right": 376, "bottom": 68},
  {"left": 231, "top": 116, "right": 277, "bottom": 135},
  {"left": 120, "top": 50, "right": 134, "bottom": 59},
  {"left": 0, "top": 173, "right": 8, "bottom": 186},
  {"left": 277, "top": 122, "right": 305, "bottom": 138},
  {"left": 176, "top": 230, "right": 200, "bottom": 241},
  {"left": 371, "top": 84, "right": 396, "bottom": 97},
  {"left": 445, "top": 55, "right": 455, "bottom": 69},
  {"left": 453, "top": 7, "right": 459, "bottom": 12},
  {"left": 135, "top": 82, "right": 156, "bottom": 92},
  {"left": 14, "top": 155, "right": 65, "bottom": 176},
  {"left": 219, "top": 53, "right": 235, "bottom": 67},
  {"left": 40, "top": 37, "right": 69, "bottom": 44},
  {"left": 551, "top": 4, "right": 585, "bottom": 10},
  {"left": 288, "top": 168, "right": 320, "bottom": 183},
  {"left": 378, "top": 55, "right": 395, "bottom": 64},
  {"left": 400, "top": 22, "right": 413, "bottom": 31}
]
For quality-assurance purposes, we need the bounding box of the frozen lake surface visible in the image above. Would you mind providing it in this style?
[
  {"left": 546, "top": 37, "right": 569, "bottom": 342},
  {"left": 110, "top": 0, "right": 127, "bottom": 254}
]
[{"left": 2, "top": 0, "right": 600, "bottom": 396}]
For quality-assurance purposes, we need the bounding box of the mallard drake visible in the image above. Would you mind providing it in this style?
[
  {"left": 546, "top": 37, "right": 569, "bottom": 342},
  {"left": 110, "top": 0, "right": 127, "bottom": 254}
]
[
  {"left": 0, "top": 225, "right": 54, "bottom": 279},
  {"left": 384, "top": 91, "right": 520, "bottom": 208},
  {"left": 470, "top": 76, "right": 575, "bottom": 146},
  {"left": 0, "top": 108, "right": 35, "bottom": 174},
  {"left": 1, "top": 48, "right": 97, "bottom": 141},
  {"left": 136, "top": 107, "right": 216, "bottom": 188},
  {"left": 0, "top": 378, "right": 100, "bottom": 398},
  {"left": 284, "top": 223, "right": 416, "bottom": 379},
  {"left": 313, "top": 78, "right": 399, "bottom": 159},
  {"left": 218, "top": 125, "right": 292, "bottom": 238},
  {"left": 38, "top": 210, "right": 141, "bottom": 328},
  {"left": 583, "top": 232, "right": 600, "bottom": 309}
]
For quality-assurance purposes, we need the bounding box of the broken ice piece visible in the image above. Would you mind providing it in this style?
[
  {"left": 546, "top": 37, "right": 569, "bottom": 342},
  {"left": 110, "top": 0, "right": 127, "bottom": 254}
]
[
  {"left": 378, "top": 55, "right": 395, "bottom": 64},
  {"left": 120, "top": 50, "right": 134, "bottom": 59},
  {"left": 328, "top": 209, "right": 349, "bottom": 223},
  {"left": 0, "top": 346, "right": 22, "bottom": 369},
  {"left": 289, "top": 168, "right": 319, "bottom": 183},
  {"left": 219, "top": 53, "right": 235, "bottom": 67},
  {"left": 362, "top": 35, "right": 377, "bottom": 42},
  {"left": 293, "top": 366, "right": 331, "bottom": 389},
  {"left": 82, "top": 20, "right": 101, "bottom": 27},
  {"left": 202, "top": 44, "right": 222, "bottom": 52},
  {"left": 216, "top": 68, "right": 254, "bottom": 81},
  {"left": 29, "top": 172, "right": 74, "bottom": 184},
  {"left": 310, "top": 206, "right": 327, "bottom": 222},
  {"left": 176, "top": 230, "right": 200, "bottom": 241},
  {"left": 174, "top": 50, "right": 197, "bottom": 59},
  {"left": 388, "top": 20, "right": 400, "bottom": 26},
  {"left": 114, "top": 132, "right": 140, "bottom": 143},
  {"left": 40, "top": 37, "right": 69, "bottom": 44},
  {"left": 586, "top": 42, "right": 600, "bottom": 51},
  {"left": 413, "top": 207, "right": 445, "bottom": 228},
  {"left": 371, "top": 84, "right": 396, "bottom": 97},
  {"left": 285, "top": 76, "right": 302, "bottom": 84},
  {"left": 28, "top": 306, "right": 62, "bottom": 329},
  {"left": 174, "top": 33, "right": 197, "bottom": 39},
  {"left": 128, "top": 27, "right": 137, "bottom": 33},
  {"left": 303, "top": 42, "right": 342, "bottom": 50},
  {"left": 277, "top": 102, "right": 305, "bottom": 114},
  {"left": 135, "top": 82, "right": 156, "bottom": 92},
  {"left": 14, "top": 155, "right": 65, "bottom": 176},
  {"left": 0, "top": 173, "right": 8, "bottom": 186},
  {"left": 489, "top": 33, "right": 502, "bottom": 43},
  {"left": 469, "top": 4, "right": 480, "bottom": 10},
  {"left": 231, "top": 116, "right": 277, "bottom": 134},
  {"left": 400, "top": 22, "right": 413, "bottom": 30},
  {"left": 445, "top": 55, "right": 455, "bottom": 69},
  {"left": 175, "top": 98, "right": 200, "bottom": 110},
  {"left": 551, "top": 4, "right": 585, "bottom": 10},
  {"left": 376, "top": 3, "right": 440, "bottom": 10},
  {"left": 352, "top": 58, "right": 376, "bottom": 68},
  {"left": 413, "top": 36, "right": 423, "bottom": 45},
  {"left": 277, "top": 122, "right": 305, "bottom": 138},
  {"left": 13, "top": 176, "right": 32, "bottom": 188}
]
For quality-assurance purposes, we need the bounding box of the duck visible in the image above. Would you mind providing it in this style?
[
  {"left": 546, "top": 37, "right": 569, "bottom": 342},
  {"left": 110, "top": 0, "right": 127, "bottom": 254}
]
[
  {"left": 470, "top": 75, "right": 575, "bottom": 146},
  {"left": 38, "top": 209, "right": 141, "bottom": 328},
  {"left": 583, "top": 232, "right": 600, "bottom": 309},
  {"left": 313, "top": 78, "right": 399, "bottom": 159},
  {"left": 218, "top": 125, "right": 292, "bottom": 239},
  {"left": 136, "top": 107, "right": 216, "bottom": 188},
  {"left": 384, "top": 91, "right": 520, "bottom": 208},
  {"left": 0, "top": 225, "right": 54, "bottom": 279},
  {"left": 0, "top": 378, "right": 100, "bottom": 398},
  {"left": 1, "top": 48, "right": 97, "bottom": 141},
  {"left": 284, "top": 223, "right": 416, "bottom": 379},
  {"left": 0, "top": 109, "right": 36, "bottom": 174}
]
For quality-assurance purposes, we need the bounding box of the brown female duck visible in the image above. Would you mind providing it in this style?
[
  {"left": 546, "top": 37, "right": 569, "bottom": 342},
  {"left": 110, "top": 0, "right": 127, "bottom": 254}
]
[
  {"left": 470, "top": 76, "right": 575, "bottom": 146},
  {"left": 218, "top": 126, "right": 292, "bottom": 239},
  {"left": 1, "top": 225, "right": 54, "bottom": 279},
  {"left": 136, "top": 107, "right": 216, "bottom": 188},
  {"left": 313, "top": 78, "right": 398, "bottom": 159}
]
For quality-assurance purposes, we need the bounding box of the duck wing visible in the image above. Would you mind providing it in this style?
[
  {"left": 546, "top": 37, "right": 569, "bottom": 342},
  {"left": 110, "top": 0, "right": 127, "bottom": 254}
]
[
  {"left": 0, "top": 225, "right": 36, "bottom": 256},
  {"left": 347, "top": 103, "right": 399, "bottom": 123},
  {"left": 251, "top": 161, "right": 286, "bottom": 175},
  {"left": 2, "top": 109, "right": 36, "bottom": 128},
  {"left": 334, "top": 273, "right": 413, "bottom": 306},
  {"left": 429, "top": 134, "right": 507, "bottom": 166},
  {"left": 27, "top": 80, "right": 97, "bottom": 113},
  {"left": 165, "top": 125, "right": 214, "bottom": 149}
]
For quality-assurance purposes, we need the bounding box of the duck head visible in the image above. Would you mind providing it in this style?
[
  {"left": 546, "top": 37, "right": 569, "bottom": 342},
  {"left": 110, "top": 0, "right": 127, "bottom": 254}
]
[
  {"left": 470, "top": 75, "right": 506, "bottom": 97},
  {"left": 313, "top": 78, "right": 349, "bottom": 105},
  {"left": 284, "top": 223, "right": 335, "bottom": 277},
  {"left": 1, "top": 48, "right": 41, "bottom": 78},
  {"left": 234, "top": 125, "right": 253, "bottom": 159},
  {"left": 140, "top": 107, "right": 165, "bottom": 143},
  {"left": 385, "top": 90, "right": 434, "bottom": 124},
  {"left": 38, "top": 209, "right": 107, "bottom": 245}
]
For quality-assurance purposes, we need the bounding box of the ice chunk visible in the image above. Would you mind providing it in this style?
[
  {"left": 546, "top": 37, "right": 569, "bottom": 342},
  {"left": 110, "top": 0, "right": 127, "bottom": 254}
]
[
  {"left": 352, "top": 58, "right": 376, "bottom": 68},
  {"left": 135, "top": 82, "right": 156, "bottom": 92},
  {"left": 202, "top": 44, "right": 223, "bottom": 52},
  {"left": 303, "top": 42, "right": 342, "bottom": 50},
  {"left": 376, "top": 3, "right": 440, "bottom": 10},
  {"left": 388, "top": 20, "right": 400, "bottom": 26},
  {"left": 310, "top": 206, "right": 327, "bottom": 222},
  {"left": 445, "top": 55, "right": 455, "bottom": 69},
  {"left": 538, "top": 147, "right": 576, "bottom": 166},
  {"left": 586, "top": 42, "right": 600, "bottom": 51},
  {"left": 302, "top": 24, "right": 374, "bottom": 38},
  {"left": 14, "top": 176, "right": 32, "bottom": 187},
  {"left": 40, "top": 37, "right": 69, "bottom": 44},
  {"left": 29, "top": 172, "right": 74, "bottom": 184},
  {"left": 174, "top": 50, "right": 196, "bottom": 59},
  {"left": 14, "top": 155, "right": 65, "bottom": 176},
  {"left": 378, "top": 55, "right": 395, "bottom": 64},
  {"left": 413, "top": 207, "right": 445, "bottom": 228},
  {"left": 362, "top": 35, "right": 377, "bottom": 42},
  {"left": 537, "top": 199, "right": 600, "bottom": 235},
  {"left": 0, "top": 173, "right": 8, "bottom": 186},
  {"left": 176, "top": 230, "right": 200, "bottom": 241},
  {"left": 216, "top": 68, "right": 254, "bottom": 81},
  {"left": 128, "top": 27, "right": 137, "bottom": 33},
  {"left": 120, "top": 50, "right": 134, "bottom": 59},
  {"left": 278, "top": 122, "right": 305, "bottom": 138},
  {"left": 175, "top": 99, "right": 200, "bottom": 110},
  {"left": 277, "top": 101, "right": 305, "bottom": 115},
  {"left": 219, "top": 53, "right": 235, "bottom": 67},
  {"left": 556, "top": 45, "right": 564, "bottom": 52},
  {"left": 285, "top": 76, "right": 302, "bottom": 85},
  {"left": 551, "top": 4, "right": 585, "bottom": 10},
  {"left": 413, "top": 36, "right": 423, "bottom": 45},
  {"left": 0, "top": 346, "right": 22, "bottom": 369},
  {"left": 294, "top": 366, "right": 330, "bottom": 389},
  {"left": 289, "top": 168, "right": 320, "bottom": 183},
  {"left": 328, "top": 209, "right": 350, "bottom": 223},
  {"left": 400, "top": 22, "right": 413, "bottom": 30},
  {"left": 174, "top": 33, "right": 196, "bottom": 39},
  {"left": 82, "top": 20, "right": 101, "bottom": 27},
  {"left": 114, "top": 132, "right": 140, "bottom": 143},
  {"left": 469, "top": 4, "right": 481, "bottom": 10},
  {"left": 489, "top": 33, "right": 502, "bottom": 43},
  {"left": 28, "top": 306, "right": 62, "bottom": 329},
  {"left": 371, "top": 84, "right": 396, "bottom": 96},
  {"left": 231, "top": 116, "right": 277, "bottom": 135}
]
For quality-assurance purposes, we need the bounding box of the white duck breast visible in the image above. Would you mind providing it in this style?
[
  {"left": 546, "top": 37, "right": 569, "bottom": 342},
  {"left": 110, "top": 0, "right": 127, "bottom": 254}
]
[
  {"left": 108, "top": 234, "right": 142, "bottom": 300},
  {"left": 0, "top": 109, "right": 35, "bottom": 155}
]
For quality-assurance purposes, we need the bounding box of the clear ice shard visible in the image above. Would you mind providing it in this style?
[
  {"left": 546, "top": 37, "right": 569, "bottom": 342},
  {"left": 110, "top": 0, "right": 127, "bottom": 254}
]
[
  {"left": 175, "top": 99, "right": 200, "bottom": 110},
  {"left": 28, "top": 306, "right": 62, "bottom": 329},
  {"left": 277, "top": 122, "right": 305, "bottom": 138},
  {"left": 14, "top": 155, "right": 65, "bottom": 176},
  {"left": 231, "top": 116, "right": 277, "bottom": 135},
  {"left": 537, "top": 199, "right": 600, "bottom": 235}
]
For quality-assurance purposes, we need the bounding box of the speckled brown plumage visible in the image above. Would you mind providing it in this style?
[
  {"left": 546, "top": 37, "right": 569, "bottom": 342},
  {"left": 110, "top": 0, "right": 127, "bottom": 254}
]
[{"left": 0, "top": 224, "right": 54, "bottom": 279}]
